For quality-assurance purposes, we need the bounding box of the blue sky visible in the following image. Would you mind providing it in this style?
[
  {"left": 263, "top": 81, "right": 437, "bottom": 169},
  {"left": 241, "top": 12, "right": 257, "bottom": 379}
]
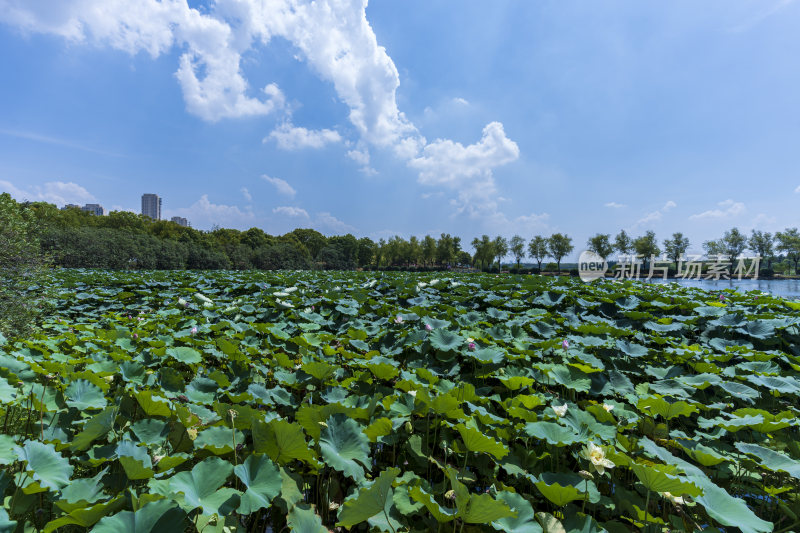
[{"left": 1, "top": 0, "right": 799, "bottom": 258}]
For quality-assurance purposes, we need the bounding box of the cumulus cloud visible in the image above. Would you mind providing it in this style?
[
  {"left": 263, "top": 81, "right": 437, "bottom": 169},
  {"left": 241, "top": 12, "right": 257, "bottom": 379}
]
[
  {"left": 168, "top": 194, "right": 255, "bottom": 229},
  {"left": 261, "top": 175, "right": 296, "bottom": 197},
  {"left": 0, "top": 0, "right": 284, "bottom": 122},
  {"left": 689, "top": 199, "right": 746, "bottom": 220},
  {"left": 273, "top": 206, "right": 309, "bottom": 218},
  {"left": 0, "top": 179, "right": 95, "bottom": 205},
  {"left": 314, "top": 211, "right": 356, "bottom": 234},
  {"left": 241, "top": 187, "right": 252, "bottom": 201},
  {"left": 409, "top": 122, "right": 519, "bottom": 216},
  {"left": 604, "top": 202, "right": 626, "bottom": 209},
  {"left": 0, "top": 0, "right": 520, "bottom": 217},
  {"left": 632, "top": 200, "right": 677, "bottom": 228},
  {"left": 267, "top": 122, "right": 342, "bottom": 150}
]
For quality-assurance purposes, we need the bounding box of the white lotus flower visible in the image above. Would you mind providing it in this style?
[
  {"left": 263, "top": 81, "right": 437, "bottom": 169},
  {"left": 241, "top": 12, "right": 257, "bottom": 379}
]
[
  {"left": 395, "top": 315, "right": 404, "bottom": 324},
  {"left": 602, "top": 403, "right": 614, "bottom": 412},
  {"left": 408, "top": 390, "right": 418, "bottom": 398},
  {"left": 582, "top": 441, "right": 614, "bottom": 475},
  {"left": 552, "top": 403, "right": 568, "bottom": 417}
]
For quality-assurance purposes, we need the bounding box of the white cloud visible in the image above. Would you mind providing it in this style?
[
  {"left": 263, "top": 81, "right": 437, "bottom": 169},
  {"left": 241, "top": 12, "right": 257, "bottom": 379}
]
[
  {"left": 409, "top": 122, "right": 519, "bottom": 216},
  {"left": 0, "top": 0, "right": 520, "bottom": 216},
  {"left": 632, "top": 200, "right": 677, "bottom": 228},
  {"left": 0, "top": 0, "right": 284, "bottom": 122},
  {"left": 273, "top": 206, "right": 309, "bottom": 218},
  {"left": 689, "top": 199, "right": 746, "bottom": 220},
  {"left": 0, "top": 179, "right": 95, "bottom": 205},
  {"left": 261, "top": 175, "right": 296, "bottom": 197},
  {"left": 314, "top": 212, "right": 356, "bottom": 234},
  {"left": 241, "top": 187, "right": 252, "bottom": 201},
  {"left": 794, "top": 185, "right": 800, "bottom": 193},
  {"left": 167, "top": 194, "right": 255, "bottom": 230},
  {"left": 604, "top": 202, "right": 626, "bottom": 209},
  {"left": 266, "top": 122, "right": 342, "bottom": 150}
]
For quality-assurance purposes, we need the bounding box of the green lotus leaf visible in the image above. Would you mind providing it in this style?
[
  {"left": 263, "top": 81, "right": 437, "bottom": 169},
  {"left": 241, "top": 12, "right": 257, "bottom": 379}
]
[
  {"left": 735, "top": 443, "right": 800, "bottom": 479},
  {"left": 15, "top": 440, "right": 74, "bottom": 491},
  {"left": 637, "top": 397, "right": 697, "bottom": 420},
  {"left": 491, "top": 491, "right": 541, "bottom": 533},
  {"left": 44, "top": 495, "right": 126, "bottom": 532},
  {"left": 252, "top": 418, "right": 316, "bottom": 465},
  {"left": 630, "top": 463, "right": 701, "bottom": 497},
  {"left": 0, "top": 377, "right": 18, "bottom": 403},
  {"left": 337, "top": 467, "right": 400, "bottom": 527},
  {"left": 690, "top": 476, "right": 774, "bottom": 533},
  {"left": 167, "top": 457, "right": 240, "bottom": 516},
  {"left": 195, "top": 426, "right": 244, "bottom": 455},
  {"left": 456, "top": 423, "right": 509, "bottom": 459},
  {"left": 234, "top": 453, "right": 282, "bottom": 514},
  {"left": 0, "top": 508, "right": 16, "bottom": 533},
  {"left": 165, "top": 346, "right": 202, "bottom": 364},
  {"left": 429, "top": 329, "right": 464, "bottom": 352},
  {"left": 319, "top": 413, "right": 370, "bottom": 481},
  {"left": 130, "top": 419, "right": 170, "bottom": 446},
  {"left": 615, "top": 340, "right": 649, "bottom": 358},
  {"left": 287, "top": 504, "right": 327, "bottom": 533},
  {"left": 409, "top": 485, "right": 457, "bottom": 523},
  {"left": 534, "top": 478, "right": 583, "bottom": 507},
  {"left": 63, "top": 379, "right": 107, "bottom": 410},
  {"left": 91, "top": 499, "right": 186, "bottom": 533},
  {"left": 523, "top": 422, "right": 580, "bottom": 446}
]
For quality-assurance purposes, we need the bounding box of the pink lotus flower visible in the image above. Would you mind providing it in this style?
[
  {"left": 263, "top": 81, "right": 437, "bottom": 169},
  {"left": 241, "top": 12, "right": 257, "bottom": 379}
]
[
  {"left": 562, "top": 339, "right": 570, "bottom": 350},
  {"left": 425, "top": 323, "right": 432, "bottom": 331},
  {"left": 127, "top": 315, "right": 132, "bottom": 319},
  {"left": 468, "top": 342, "right": 476, "bottom": 351},
  {"left": 133, "top": 333, "right": 138, "bottom": 339},
  {"left": 191, "top": 327, "right": 198, "bottom": 335},
  {"left": 395, "top": 315, "right": 404, "bottom": 324},
  {"left": 719, "top": 294, "right": 726, "bottom": 302}
]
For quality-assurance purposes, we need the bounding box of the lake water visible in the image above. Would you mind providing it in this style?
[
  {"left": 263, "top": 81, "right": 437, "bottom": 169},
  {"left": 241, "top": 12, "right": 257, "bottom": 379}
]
[{"left": 636, "top": 278, "right": 800, "bottom": 300}]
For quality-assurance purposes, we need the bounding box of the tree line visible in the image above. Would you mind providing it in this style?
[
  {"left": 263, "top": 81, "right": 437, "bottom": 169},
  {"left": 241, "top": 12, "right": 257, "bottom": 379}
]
[{"left": 6, "top": 196, "right": 800, "bottom": 275}]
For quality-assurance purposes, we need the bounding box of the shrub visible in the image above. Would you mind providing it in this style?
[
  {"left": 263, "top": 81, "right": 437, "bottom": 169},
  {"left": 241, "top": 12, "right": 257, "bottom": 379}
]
[{"left": 0, "top": 194, "right": 49, "bottom": 338}]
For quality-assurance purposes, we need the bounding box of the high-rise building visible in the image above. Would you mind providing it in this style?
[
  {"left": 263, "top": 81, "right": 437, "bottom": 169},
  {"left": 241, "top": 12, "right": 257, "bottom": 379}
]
[
  {"left": 170, "top": 216, "right": 190, "bottom": 227},
  {"left": 141, "top": 194, "right": 162, "bottom": 220},
  {"left": 81, "top": 203, "right": 106, "bottom": 216}
]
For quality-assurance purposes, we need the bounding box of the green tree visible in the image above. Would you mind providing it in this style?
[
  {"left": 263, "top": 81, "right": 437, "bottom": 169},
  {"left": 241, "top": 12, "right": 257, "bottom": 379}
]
[
  {"left": 613, "top": 230, "right": 633, "bottom": 258},
  {"left": 587, "top": 233, "right": 614, "bottom": 260},
  {"left": 749, "top": 230, "right": 774, "bottom": 269},
  {"left": 663, "top": 232, "right": 690, "bottom": 266},
  {"left": 776, "top": 228, "right": 800, "bottom": 274},
  {"left": 509, "top": 235, "right": 526, "bottom": 268},
  {"left": 421, "top": 235, "right": 437, "bottom": 267},
  {"left": 528, "top": 235, "right": 549, "bottom": 272},
  {"left": 356, "top": 237, "right": 377, "bottom": 268},
  {"left": 548, "top": 233, "right": 573, "bottom": 273},
  {"left": 493, "top": 236, "right": 509, "bottom": 270},
  {"left": 471, "top": 235, "right": 495, "bottom": 270},
  {"left": 633, "top": 231, "right": 660, "bottom": 271},
  {"left": 288, "top": 228, "right": 327, "bottom": 259},
  {"left": 721, "top": 227, "right": 747, "bottom": 265},
  {"left": 0, "top": 194, "right": 49, "bottom": 337}
]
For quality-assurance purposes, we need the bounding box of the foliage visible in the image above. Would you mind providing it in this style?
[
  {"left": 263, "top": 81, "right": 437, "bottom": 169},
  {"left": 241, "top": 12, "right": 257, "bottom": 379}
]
[
  {"left": 1, "top": 269, "right": 799, "bottom": 531},
  {"left": 547, "top": 233, "right": 573, "bottom": 272},
  {"left": 0, "top": 194, "right": 49, "bottom": 337},
  {"left": 586, "top": 234, "right": 613, "bottom": 260}
]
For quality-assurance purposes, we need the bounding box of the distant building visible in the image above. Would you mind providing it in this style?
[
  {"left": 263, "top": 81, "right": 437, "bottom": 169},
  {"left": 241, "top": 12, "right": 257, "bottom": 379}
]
[
  {"left": 171, "top": 216, "right": 190, "bottom": 227},
  {"left": 81, "top": 203, "right": 106, "bottom": 216},
  {"left": 141, "top": 194, "right": 162, "bottom": 220}
]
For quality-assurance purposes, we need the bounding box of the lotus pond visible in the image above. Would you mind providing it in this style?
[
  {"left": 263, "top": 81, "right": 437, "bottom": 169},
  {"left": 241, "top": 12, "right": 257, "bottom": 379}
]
[{"left": 1, "top": 269, "right": 799, "bottom": 533}]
